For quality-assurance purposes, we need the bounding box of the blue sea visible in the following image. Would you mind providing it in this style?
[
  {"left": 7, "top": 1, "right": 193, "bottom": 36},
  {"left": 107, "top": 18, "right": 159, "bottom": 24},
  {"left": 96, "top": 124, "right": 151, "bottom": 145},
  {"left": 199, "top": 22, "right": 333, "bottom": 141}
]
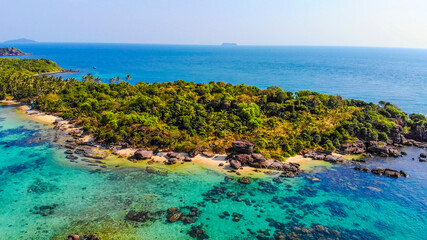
[
  {"left": 0, "top": 43, "right": 426, "bottom": 239},
  {"left": 1, "top": 43, "right": 426, "bottom": 114}
]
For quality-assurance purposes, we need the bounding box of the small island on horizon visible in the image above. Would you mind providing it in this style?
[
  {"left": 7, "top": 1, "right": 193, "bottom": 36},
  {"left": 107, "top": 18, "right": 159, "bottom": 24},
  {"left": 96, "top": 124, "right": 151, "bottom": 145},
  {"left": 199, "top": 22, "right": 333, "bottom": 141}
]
[
  {"left": 3, "top": 38, "right": 37, "bottom": 44},
  {"left": 221, "top": 42, "right": 237, "bottom": 46},
  {"left": 0, "top": 47, "right": 32, "bottom": 56}
]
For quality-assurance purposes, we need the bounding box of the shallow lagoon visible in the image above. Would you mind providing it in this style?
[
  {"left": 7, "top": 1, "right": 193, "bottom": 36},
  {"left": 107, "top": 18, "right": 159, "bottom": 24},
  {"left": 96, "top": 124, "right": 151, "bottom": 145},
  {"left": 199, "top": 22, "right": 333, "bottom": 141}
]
[{"left": 0, "top": 105, "right": 426, "bottom": 239}]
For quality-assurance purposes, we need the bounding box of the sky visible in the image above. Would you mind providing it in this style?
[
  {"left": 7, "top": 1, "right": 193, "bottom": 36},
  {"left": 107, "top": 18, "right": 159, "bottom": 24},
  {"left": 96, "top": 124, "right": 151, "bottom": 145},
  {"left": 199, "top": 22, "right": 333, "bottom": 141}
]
[{"left": 1, "top": 0, "right": 427, "bottom": 48}]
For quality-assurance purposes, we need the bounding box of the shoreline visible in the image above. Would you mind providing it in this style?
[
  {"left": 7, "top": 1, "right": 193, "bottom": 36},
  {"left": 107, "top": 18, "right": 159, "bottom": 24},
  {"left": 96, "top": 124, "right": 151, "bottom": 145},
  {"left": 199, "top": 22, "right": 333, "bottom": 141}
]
[
  {"left": 33, "top": 69, "right": 78, "bottom": 77},
  {"left": 3, "top": 100, "right": 424, "bottom": 180},
  {"left": 5, "top": 101, "right": 335, "bottom": 177}
]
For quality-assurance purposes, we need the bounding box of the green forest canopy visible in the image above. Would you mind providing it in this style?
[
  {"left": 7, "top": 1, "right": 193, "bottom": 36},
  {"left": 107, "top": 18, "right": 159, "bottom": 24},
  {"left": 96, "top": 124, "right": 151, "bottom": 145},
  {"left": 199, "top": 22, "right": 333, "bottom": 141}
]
[
  {"left": 1, "top": 58, "right": 426, "bottom": 159},
  {"left": 0, "top": 58, "right": 62, "bottom": 75}
]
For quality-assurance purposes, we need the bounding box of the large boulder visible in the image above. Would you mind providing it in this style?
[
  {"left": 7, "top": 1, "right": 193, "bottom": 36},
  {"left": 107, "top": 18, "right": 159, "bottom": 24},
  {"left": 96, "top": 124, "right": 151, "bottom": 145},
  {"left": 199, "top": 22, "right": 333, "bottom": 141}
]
[
  {"left": 251, "top": 153, "right": 266, "bottom": 162},
  {"left": 230, "top": 160, "right": 242, "bottom": 169},
  {"left": 232, "top": 140, "right": 254, "bottom": 154},
  {"left": 188, "top": 149, "right": 200, "bottom": 158},
  {"left": 134, "top": 150, "right": 153, "bottom": 160}
]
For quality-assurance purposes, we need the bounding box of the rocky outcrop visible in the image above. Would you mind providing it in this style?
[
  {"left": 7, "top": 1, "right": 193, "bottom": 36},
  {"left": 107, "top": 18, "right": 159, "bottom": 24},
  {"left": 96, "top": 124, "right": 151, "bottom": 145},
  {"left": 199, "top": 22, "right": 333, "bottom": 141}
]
[
  {"left": 188, "top": 148, "right": 200, "bottom": 158},
  {"left": 133, "top": 150, "right": 153, "bottom": 160},
  {"left": 303, "top": 151, "right": 344, "bottom": 163},
  {"left": 74, "top": 146, "right": 108, "bottom": 159},
  {"left": 164, "top": 152, "right": 180, "bottom": 165},
  {"left": 367, "top": 141, "right": 400, "bottom": 157},
  {"left": 371, "top": 167, "right": 409, "bottom": 178},
  {"left": 231, "top": 140, "right": 254, "bottom": 154},
  {"left": 354, "top": 166, "right": 370, "bottom": 172},
  {"left": 227, "top": 140, "right": 302, "bottom": 176},
  {"left": 390, "top": 125, "right": 408, "bottom": 145},
  {"left": 406, "top": 125, "right": 427, "bottom": 142},
  {"left": 339, "top": 141, "right": 366, "bottom": 154}
]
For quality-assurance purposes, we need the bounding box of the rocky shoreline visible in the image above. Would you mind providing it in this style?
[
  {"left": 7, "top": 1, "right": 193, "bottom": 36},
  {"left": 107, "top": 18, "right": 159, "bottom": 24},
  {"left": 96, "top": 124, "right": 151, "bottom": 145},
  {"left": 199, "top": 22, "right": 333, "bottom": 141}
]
[
  {"left": 10, "top": 101, "right": 427, "bottom": 180},
  {"left": 33, "top": 69, "right": 78, "bottom": 77}
]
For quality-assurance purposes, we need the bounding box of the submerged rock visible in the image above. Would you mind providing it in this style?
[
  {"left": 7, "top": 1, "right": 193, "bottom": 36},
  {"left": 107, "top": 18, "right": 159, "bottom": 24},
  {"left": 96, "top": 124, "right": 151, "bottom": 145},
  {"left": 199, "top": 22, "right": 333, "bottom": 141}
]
[
  {"left": 187, "top": 224, "right": 209, "bottom": 239},
  {"left": 238, "top": 177, "right": 252, "bottom": 184}
]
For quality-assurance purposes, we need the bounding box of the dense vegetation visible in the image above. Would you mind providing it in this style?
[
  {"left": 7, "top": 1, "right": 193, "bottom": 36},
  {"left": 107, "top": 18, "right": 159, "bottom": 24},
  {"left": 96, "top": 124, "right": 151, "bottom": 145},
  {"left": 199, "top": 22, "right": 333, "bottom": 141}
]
[
  {"left": 0, "top": 58, "right": 62, "bottom": 75},
  {"left": 1, "top": 58, "right": 426, "bottom": 159}
]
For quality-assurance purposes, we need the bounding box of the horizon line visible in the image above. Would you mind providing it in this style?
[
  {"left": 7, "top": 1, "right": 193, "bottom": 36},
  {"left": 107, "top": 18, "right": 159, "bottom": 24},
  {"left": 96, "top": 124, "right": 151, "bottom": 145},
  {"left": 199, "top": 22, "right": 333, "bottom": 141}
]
[{"left": 2, "top": 40, "right": 427, "bottom": 50}]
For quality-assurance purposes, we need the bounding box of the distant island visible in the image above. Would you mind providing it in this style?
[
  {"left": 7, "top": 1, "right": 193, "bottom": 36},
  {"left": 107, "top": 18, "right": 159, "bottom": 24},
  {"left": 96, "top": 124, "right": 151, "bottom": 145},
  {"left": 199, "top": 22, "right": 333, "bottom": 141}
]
[
  {"left": 3, "top": 38, "right": 37, "bottom": 44},
  {"left": 0, "top": 47, "right": 31, "bottom": 56},
  {"left": 221, "top": 43, "right": 237, "bottom": 46}
]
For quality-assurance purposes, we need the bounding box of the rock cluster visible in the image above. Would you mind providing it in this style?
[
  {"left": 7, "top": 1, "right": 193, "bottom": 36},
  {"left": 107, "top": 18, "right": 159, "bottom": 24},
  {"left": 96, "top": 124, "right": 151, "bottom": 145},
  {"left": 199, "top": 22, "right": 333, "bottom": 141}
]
[
  {"left": 367, "top": 141, "right": 400, "bottom": 157},
  {"left": 165, "top": 152, "right": 180, "bottom": 164},
  {"left": 227, "top": 140, "right": 302, "bottom": 176},
  {"left": 167, "top": 206, "right": 200, "bottom": 224},
  {"left": 339, "top": 140, "right": 366, "bottom": 154},
  {"left": 31, "top": 204, "right": 58, "bottom": 216},
  {"left": 188, "top": 148, "right": 200, "bottom": 158},
  {"left": 187, "top": 224, "right": 209, "bottom": 239},
  {"left": 125, "top": 210, "right": 162, "bottom": 222},
  {"left": 406, "top": 125, "right": 427, "bottom": 142},
  {"left": 371, "top": 167, "right": 409, "bottom": 178},
  {"left": 303, "top": 151, "right": 344, "bottom": 163}
]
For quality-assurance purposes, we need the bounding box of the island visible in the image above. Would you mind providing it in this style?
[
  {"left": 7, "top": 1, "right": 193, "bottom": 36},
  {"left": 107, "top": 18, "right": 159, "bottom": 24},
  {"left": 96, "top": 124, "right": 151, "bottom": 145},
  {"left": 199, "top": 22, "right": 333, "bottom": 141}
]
[
  {"left": 1, "top": 58, "right": 426, "bottom": 168},
  {"left": 221, "top": 42, "right": 237, "bottom": 46},
  {"left": 0, "top": 47, "right": 31, "bottom": 56},
  {"left": 1, "top": 57, "right": 427, "bottom": 240},
  {"left": 3, "top": 38, "right": 37, "bottom": 44}
]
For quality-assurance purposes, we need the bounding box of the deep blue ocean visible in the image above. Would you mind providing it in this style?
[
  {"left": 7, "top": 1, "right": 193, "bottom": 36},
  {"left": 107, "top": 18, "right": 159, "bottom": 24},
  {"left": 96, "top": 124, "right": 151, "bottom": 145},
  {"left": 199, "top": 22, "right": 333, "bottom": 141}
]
[
  {"left": 0, "top": 43, "right": 426, "bottom": 239},
  {"left": 1, "top": 43, "right": 426, "bottom": 114}
]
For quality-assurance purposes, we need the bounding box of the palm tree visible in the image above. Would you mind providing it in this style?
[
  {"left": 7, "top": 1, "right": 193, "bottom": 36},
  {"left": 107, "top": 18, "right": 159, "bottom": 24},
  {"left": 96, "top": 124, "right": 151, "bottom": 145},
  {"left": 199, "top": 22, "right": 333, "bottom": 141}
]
[
  {"left": 115, "top": 76, "right": 121, "bottom": 84},
  {"left": 126, "top": 74, "right": 132, "bottom": 81},
  {"left": 109, "top": 78, "right": 115, "bottom": 85},
  {"left": 95, "top": 77, "right": 102, "bottom": 83}
]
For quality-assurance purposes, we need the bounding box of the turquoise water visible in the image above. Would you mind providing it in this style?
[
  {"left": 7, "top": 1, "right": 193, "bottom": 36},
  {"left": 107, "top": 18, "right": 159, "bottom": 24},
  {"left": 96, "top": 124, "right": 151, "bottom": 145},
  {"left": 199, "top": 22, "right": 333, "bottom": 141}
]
[
  {"left": 0, "top": 43, "right": 426, "bottom": 114},
  {"left": 0, "top": 105, "right": 426, "bottom": 239}
]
